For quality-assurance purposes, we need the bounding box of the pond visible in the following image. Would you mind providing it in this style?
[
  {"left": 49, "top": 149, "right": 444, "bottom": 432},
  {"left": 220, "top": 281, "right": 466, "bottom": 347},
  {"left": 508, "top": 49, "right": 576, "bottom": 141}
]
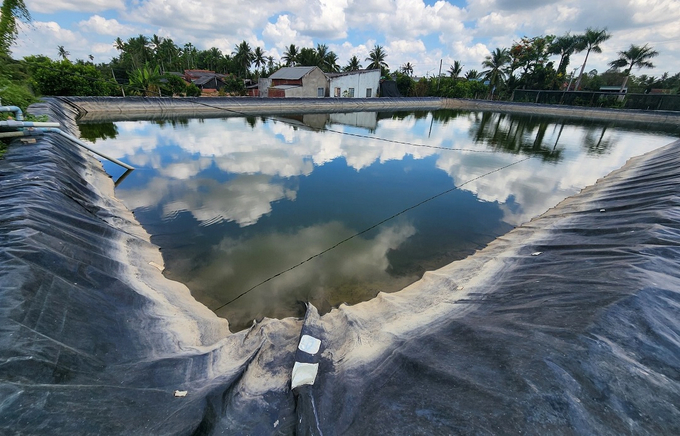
[{"left": 83, "top": 110, "right": 678, "bottom": 331}]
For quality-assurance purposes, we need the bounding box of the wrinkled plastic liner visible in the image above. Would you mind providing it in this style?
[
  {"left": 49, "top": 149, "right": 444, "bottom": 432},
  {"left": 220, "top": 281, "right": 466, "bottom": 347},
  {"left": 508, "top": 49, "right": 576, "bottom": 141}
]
[{"left": 1, "top": 97, "right": 679, "bottom": 434}]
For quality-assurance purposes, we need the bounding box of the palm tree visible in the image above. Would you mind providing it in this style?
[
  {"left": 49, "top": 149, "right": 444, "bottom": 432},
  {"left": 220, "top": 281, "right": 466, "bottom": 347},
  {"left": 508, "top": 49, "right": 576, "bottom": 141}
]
[
  {"left": 401, "top": 62, "right": 414, "bottom": 76},
  {"left": 550, "top": 33, "right": 580, "bottom": 76},
  {"left": 182, "top": 42, "right": 197, "bottom": 69},
  {"left": 481, "top": 48, "right": 510, "bottom": 97},
  {"left": 282, "top": 44, "right": 299, "bottom": 66},
  {"left": 253, "top": 46, "right": 266, "bottom": 70},
  {"left": 0, "top": 0, "right": 31, "bottom": 55},
  {"left": 57, "top": 45, "right": 70, "bottom": 61},
  {"left": 114, "top": 37, "right": 125, "bottom": 52},
  {"left": 150, "top": 34, "right": 163, "bottom": 57},
  {"left": 609, "top": 44, "right": 658, "bottom": 92},
  {"left": 324, "top": 51, "right": 340, "bottom": 73},
  {"left": 315, "top": 44, "right": 339, "bottom": 72},
  {"left": 366, "top": 45, "right": 388, "bottom": 71},
  {"left": 465, "top": 69, "right": 480, "bottom": 80},
  {"left": 344, "top": 55, "right": 362, "bottom": 71},
  {"left": 573, "top": 28, "right": 611, "bottom": 91},
  {"left": 158, "top": 38, "right": 179, "bottom": 71},
  {"left": 448, "top": 60, "right": 463, "bottom": 79},
  {"left": 232, "top": 40, "right": 254, "bottom": 77}
]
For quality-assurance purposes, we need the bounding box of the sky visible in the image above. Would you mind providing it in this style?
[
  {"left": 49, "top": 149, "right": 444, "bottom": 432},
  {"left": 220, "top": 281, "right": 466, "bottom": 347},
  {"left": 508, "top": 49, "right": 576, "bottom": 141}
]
[{"left": 9, "top": 0, "right": 680, "bottom": 78}]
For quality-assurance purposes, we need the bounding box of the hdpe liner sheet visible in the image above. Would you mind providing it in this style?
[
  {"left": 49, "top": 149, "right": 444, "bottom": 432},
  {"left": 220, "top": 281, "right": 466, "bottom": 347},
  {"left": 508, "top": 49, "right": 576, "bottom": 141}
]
[{"left": 1, "top": 97, "right": 679, "bottom": 434}]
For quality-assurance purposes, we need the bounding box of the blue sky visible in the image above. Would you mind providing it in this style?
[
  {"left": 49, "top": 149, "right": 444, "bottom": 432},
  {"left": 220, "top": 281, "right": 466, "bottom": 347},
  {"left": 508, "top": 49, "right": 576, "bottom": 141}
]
[{"left": 11, "top": 0, "right": 680, "bottom": 77}]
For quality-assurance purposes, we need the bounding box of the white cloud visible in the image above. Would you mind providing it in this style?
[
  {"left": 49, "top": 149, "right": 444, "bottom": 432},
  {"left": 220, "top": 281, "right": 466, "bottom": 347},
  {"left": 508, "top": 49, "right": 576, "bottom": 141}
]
[
  {"left": 78, "top": 15, "right": 133, "bottom": 36},
  {"left": 262, "top": 15, "right": 314, "bottom": 52},
  {"left": 12, "top": 21, "right": 80, "bottom": 59},
  {"left": 26, "top": 0, "right": 125, "bottom": 14},
  {"left": 291, "top": 0, "right": 349, "bottom": 40}
]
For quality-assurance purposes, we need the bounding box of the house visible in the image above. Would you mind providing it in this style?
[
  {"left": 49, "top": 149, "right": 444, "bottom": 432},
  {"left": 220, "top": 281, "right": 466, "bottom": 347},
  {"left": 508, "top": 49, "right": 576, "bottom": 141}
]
[
  {"left": 267, "top": 66, "right": 328, "bottom": 98},
  {"left": 183, "top": 70, "right": 227, "bottom": 92},
  {"left": 327, "top": 69, "right": 381, "bottom": 98}
]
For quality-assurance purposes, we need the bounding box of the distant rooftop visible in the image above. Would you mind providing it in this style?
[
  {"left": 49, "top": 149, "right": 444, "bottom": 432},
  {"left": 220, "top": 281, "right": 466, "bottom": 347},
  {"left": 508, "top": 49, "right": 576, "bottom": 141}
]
[
  {"left": 326, "top": 69, "right": 380, "bottom": 78},
  {"left": 270, "top": 66, "right": 318, "bottom": 80}
]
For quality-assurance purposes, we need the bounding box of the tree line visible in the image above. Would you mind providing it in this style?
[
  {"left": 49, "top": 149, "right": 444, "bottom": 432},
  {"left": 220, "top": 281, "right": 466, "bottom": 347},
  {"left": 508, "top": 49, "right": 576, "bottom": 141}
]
[{"left": 2, "top": 2, "right": 679, "bottom": 113}]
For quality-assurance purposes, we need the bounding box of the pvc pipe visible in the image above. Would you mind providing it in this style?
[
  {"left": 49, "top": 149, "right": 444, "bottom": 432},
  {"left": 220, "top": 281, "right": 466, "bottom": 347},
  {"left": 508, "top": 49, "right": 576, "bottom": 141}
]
[
  {"left": 0, "top": 131, "right": 28, "bottom": 138},
  {"left": 0, "top": 128, "right": 134, "bottom": 170},
  {"left": 0, "top": 120, "right": 61, "bottom": 129},
  {"left": 46, "top": 128, "right": 135, "bottom": 170},
  {"left": 0, "top": 105, "right": 24, "bottom": 121}
]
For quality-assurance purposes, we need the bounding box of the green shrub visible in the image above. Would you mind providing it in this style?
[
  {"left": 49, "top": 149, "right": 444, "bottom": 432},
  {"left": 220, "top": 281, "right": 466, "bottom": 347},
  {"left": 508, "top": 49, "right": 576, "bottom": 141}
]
[
  {"left": 0, "top": 77, "right": 37, "bottom": 114},
  {"left": 185, "top": 83, "right": 201, "bottom": 97}
]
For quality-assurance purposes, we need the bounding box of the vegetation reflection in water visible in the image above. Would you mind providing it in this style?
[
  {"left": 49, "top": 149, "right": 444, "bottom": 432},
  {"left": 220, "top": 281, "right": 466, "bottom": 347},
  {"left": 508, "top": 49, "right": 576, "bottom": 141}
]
[{"left": 88, "top": 110, "right": 677, "bottom": 331}]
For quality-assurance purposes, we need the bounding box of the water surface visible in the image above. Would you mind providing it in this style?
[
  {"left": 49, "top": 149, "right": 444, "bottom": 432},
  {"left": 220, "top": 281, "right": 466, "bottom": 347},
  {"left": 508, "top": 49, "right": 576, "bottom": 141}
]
[{"left": 86, "top": 110, "right": 678, "bottom": 331}]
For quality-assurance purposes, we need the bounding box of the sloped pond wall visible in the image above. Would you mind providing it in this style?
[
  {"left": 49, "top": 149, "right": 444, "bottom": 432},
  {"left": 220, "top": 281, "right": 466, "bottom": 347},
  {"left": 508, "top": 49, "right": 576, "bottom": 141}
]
[{"left": 1, "top": 97, "right": 679, "bottom": 435}]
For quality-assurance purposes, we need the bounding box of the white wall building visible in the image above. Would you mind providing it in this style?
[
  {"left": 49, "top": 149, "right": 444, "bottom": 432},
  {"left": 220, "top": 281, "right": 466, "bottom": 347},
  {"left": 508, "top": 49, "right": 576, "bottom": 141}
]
[{"left": 327, "top": 69, "right": 381, "bottom": 98}]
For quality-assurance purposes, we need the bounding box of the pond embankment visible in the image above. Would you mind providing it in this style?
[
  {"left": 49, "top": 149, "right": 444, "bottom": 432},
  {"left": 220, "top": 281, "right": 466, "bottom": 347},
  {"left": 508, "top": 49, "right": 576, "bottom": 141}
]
[
  {"left": 62, "top": 95, "right": 680, "bottom": 126},
  {"left": 1, "top": 97, "right": 679, "bottom": 434}
]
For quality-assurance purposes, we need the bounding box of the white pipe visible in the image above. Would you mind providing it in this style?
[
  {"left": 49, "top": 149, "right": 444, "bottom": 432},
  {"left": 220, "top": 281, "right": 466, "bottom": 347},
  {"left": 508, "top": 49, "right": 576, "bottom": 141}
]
[
  {"left": 0, "top": 120, "right": 61, "bottom": 129},
  {"left": 44, "top": 128, "right": 135, "bottom": 170},
  {"left": 0, "top": 128, "right": 134, "bottom": 170}
]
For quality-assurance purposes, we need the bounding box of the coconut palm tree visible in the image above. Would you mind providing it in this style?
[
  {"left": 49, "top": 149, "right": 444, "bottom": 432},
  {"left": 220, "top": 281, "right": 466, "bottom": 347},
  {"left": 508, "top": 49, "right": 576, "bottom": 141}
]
[
  {"left": 324, "top": 51, "right": 340, "bottom": 73},
  {"left": 232, "top": 40, "right": 254, "bottom": 77},
  {"left": 366, "top": 45, "right": 388, "bottom": 71},
  {"left": 57, "top": 45, "right": 70, "bottom": 61},
  {"left": 158, "top": 38, "right": 179, "bottom": 71},
  {"left": 609, "top": 44, "right": 658, "bottom": 92},
  {"left": 282, "top": 44, "right": 299, "bottom": 66},
  {"left": 344, "top": 55, "right": 362, "bottom": 71},
  {"left": 448, "top": 60, "right": 463, "bottom": 79},
  {"left": 481, "top": 48, "right": 509, "bottom": 97},
  {"left": 182, "top": 42, "right": 197, "bottom": 69},
  {"left": 401, "top": 62, "right": 414, "bottom": 76},
  {"left": 465, "top": 69, "right": 480, "bottom": 80},
  {"left": 253, "top": 46, "right": 266, "bottom": 70},
  {"left": 316, "top": 44, "right": 339, "bottom": 72},
  {"left": 573, "top": 28, "right": 611, "bottom": 91}
]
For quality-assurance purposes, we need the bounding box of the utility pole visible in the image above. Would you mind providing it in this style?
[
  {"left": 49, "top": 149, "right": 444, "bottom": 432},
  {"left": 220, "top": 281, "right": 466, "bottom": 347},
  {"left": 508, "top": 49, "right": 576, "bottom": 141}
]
[{"left": 436, "top": 59, "right": 443, "bottom": 92}]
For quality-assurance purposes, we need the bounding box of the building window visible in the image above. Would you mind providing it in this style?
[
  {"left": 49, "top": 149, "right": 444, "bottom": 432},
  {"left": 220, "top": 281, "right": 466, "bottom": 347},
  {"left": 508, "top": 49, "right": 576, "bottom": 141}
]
[
  {"left": 334, "top": 87, "right": 341, "bottom": 97},
  {"left": 317, "top": 87, "right": 324, "bottom": 97},
  {"left": 348, "top": 88, "right": 355, "bottom": 97},
  {"left": 366, "top": 88, "right": 372, "bottom": 98}
]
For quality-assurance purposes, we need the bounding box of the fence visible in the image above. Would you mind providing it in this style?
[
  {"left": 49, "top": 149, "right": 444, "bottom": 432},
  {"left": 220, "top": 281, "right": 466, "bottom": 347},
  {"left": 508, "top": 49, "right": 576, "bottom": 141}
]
[{"left": 512, "top": 90, "right": 680, "bottom": 111}]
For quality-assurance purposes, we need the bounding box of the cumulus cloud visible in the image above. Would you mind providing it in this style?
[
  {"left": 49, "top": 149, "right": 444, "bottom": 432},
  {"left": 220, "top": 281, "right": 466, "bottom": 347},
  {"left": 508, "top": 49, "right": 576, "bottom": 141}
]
[
  {"left": 26, "top": 0, "right": 125, "bottom": 14},
  {"left": 78, "top": 15, "right": 134, "bottom": 36}
]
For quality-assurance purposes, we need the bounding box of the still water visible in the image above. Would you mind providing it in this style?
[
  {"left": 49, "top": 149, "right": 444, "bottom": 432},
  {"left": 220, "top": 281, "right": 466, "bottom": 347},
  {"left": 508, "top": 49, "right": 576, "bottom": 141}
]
[{"left": 84, "top": 110, "right": 677, "bottom": 331}]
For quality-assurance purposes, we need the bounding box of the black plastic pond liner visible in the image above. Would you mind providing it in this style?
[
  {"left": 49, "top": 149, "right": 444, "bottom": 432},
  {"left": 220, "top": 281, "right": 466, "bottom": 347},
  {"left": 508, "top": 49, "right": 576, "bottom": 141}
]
[{"left": 1, "top": 97, "right": 680, "bottom": 435}]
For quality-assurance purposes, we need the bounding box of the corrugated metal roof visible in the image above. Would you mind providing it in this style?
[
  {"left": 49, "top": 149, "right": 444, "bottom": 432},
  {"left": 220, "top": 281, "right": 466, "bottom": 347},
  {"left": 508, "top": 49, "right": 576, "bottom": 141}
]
[
  {"left": 270, "top": 66, "right": 317, "bottom": 80},
  {"left": 326, "top": 69, "right": 381, "bottom": 78}
]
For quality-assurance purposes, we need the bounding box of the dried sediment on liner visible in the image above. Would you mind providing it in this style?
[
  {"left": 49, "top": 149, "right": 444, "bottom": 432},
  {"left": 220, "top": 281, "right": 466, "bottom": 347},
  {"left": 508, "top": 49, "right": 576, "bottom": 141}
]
[
  {"left": 0, "top": 99, "right": 301, "bottom": 434},
  {"left": 296, "top": 139, "right": 680, "bottom": 435},
  {"left": 64, "top": 96, "right": 447, "bottom": 123}
]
